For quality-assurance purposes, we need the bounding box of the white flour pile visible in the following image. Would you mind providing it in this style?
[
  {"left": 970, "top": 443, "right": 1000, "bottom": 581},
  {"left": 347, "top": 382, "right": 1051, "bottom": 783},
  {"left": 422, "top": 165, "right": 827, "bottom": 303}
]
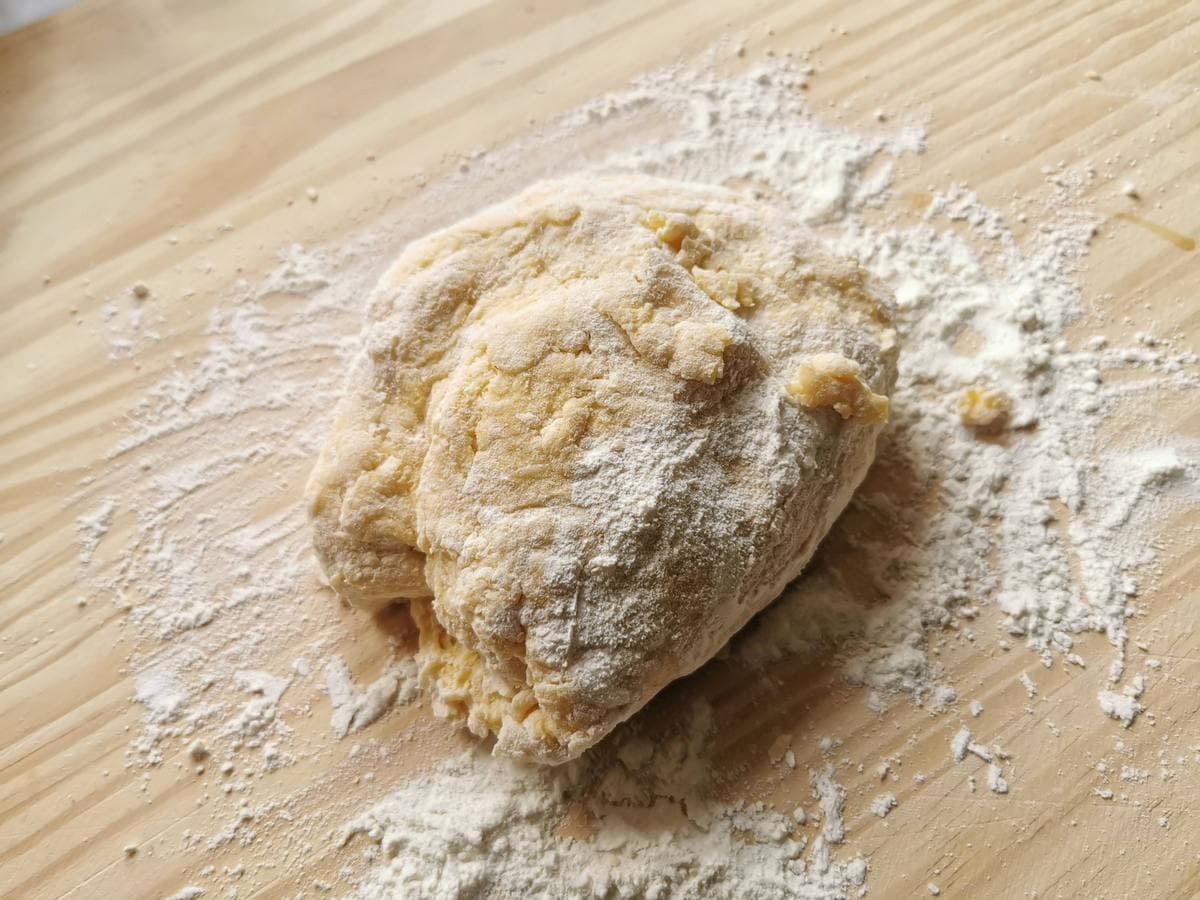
[
  {"left": 71, "top": 44, "right": 1197, "bottom": 900},
  {"left": 344, "top": 701, "right": 865, "bottom": 899}
]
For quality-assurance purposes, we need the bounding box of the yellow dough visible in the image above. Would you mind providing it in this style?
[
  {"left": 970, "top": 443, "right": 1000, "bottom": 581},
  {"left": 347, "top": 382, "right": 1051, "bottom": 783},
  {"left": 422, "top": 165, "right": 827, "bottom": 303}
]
[{"left": 306, "top": 176, "right": 898, "bottom": 763}]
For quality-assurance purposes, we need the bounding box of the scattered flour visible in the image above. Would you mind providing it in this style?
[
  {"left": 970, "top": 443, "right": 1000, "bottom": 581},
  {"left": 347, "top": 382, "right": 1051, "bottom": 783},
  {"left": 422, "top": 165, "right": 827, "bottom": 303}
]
[
  {"left": 1120, "top": 765, "right": 1151, "bottom": 783},
  {"left": 135, "top": 666, "right": 190, "bottom": 723},
  {"left": 76, "top": 497, "right": 117, "bottom": 567},
  {"left": 325, "top": 656, "right": 419, "bottom": 739},
  {"left": 1098, "top": 688, "right": 1144, "bottom": 728},
  {"left": 1019, "top": 672, "right": 1039, "bottom": 699},
  {"left": 345, "top": 706, "right": 867, "bottom": 899},
  {"left": 810, "top": 765, "right": 848, "bottom": 844},
  {"left": 224, "top": 670, "right": 291, "bottom": 745},
  {"left": 967, "top": 742, "right": 994, "bottom": 763},
  {"left": 131, "top": 665, "right": 215, "bottom": 765},
  {"left": 987, "top": 764, "right": 1010, "bottom": 795},
  {"left": 870, "top": 794, "right": 897, "bottom": 818},
  {"left": 950, "top": 727, "right": 972, "bottom": 764}
]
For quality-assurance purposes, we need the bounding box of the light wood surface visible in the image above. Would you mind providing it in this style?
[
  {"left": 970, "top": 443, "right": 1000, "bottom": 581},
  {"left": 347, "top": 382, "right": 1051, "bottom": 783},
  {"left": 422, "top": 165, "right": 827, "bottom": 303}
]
[{"left": 2, "top": 1, "right": 1198, "bottom": 898}]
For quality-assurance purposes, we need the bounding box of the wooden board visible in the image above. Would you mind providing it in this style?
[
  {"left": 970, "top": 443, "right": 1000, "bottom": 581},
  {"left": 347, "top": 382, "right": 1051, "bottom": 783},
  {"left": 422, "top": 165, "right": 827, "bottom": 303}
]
[{"left": 2, "top": 1, "right": 1198, "bottom": 897}]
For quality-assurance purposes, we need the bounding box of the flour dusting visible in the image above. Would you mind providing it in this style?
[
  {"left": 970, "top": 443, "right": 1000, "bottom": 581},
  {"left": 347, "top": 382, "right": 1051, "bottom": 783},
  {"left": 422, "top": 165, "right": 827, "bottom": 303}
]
[
  {"left": 326, "top": 656, "right": 419, "bottom": 739},
  {"left": 76, "top": 497, "right": 117, "bottom": 567},
  {"left": 346, "top": 704, "right": 867, "bottom": 899}
]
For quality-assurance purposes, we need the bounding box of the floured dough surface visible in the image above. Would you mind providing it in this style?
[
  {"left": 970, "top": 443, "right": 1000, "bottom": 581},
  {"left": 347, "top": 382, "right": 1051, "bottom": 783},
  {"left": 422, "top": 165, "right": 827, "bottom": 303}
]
[{"left": 306, "top": 176, "right": 898, "bottom": 763}]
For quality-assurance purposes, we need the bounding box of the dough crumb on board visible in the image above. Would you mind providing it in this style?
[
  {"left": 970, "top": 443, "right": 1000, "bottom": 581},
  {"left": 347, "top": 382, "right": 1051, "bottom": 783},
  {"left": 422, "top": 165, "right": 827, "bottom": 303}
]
[{"left": 957, "top": 384, "right": 1011, "bottom": 430}]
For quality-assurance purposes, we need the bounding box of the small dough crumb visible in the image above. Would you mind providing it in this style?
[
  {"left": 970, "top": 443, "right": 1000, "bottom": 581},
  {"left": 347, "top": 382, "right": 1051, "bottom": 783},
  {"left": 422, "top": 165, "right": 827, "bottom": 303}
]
[
  {"left": 668, "top": 320, "right": 732, "bottom": 384},
  {"left": 692, "top": 267, "right": 756, "bottom": 310},
  {"left": 788, "top": 353, "right": 889, "bottom": 422},
  {"left": 957, "top": 385, "right": 1011, "bottom": 430}
]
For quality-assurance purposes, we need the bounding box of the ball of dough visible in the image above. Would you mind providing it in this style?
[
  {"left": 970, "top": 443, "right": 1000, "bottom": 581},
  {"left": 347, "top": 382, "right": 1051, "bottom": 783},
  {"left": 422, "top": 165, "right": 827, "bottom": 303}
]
[{"left": 306, "top": 176, "right": 898, "bottom": 763}]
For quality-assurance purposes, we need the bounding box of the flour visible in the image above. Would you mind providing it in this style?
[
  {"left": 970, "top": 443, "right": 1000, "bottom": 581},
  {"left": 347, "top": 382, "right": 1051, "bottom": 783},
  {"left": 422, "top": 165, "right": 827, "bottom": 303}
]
[
  {"left": 950, "top": 727, "right": 972, "bottom": 764},
  {"left": 1019, "top": 672, "right": 1039, "bottom": 699},
  {"left": 131, "top": 665, "right": 217, "bottom": 765},
  {"left": 224, "top": 670, "right": 291, "bottom": 745},
  {"left": 345, "top": 706, "right": 868, "bottom": 900},
  {"left": 1098, "top": 688, "right": 1144, "bottom": 728},
  {"left": 1120, "top": 765, "right": 1151, "bottom": 784},
  {"left": 325, "top": 656, "right": 419, "bottom": 739},
  {"left": 869, "top": 794, "right": 897, "bottom": 818},
  {"left": 78, "top": 236, "right": 378, "bottom": 768},
  {"left": 135, "top": 666, "right": 190, "bottom": 723},
  {"left": 967, "top": 742, "right": 994, "bottom": 763},
  {"left": 76, "top": 497, "right": 117, "bottom": 567},
  {"left": 987, "top": 765, "right": 1009, "bottom": 795},
  {"left": 72, "top": 38, "right": 1198, "bottom": 900},
  {"left": 810, "top": 765, "right": 848, "bottom": 844}
]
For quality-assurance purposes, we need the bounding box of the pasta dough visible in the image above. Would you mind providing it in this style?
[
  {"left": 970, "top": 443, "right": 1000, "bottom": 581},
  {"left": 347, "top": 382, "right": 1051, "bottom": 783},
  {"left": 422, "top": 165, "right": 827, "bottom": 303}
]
[{"left": 306, "top": 176, "right": 898, "bottom": 763}]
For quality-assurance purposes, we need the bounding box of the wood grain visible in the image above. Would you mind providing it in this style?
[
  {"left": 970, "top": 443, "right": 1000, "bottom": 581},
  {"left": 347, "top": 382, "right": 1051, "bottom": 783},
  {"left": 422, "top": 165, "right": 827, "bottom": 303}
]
[{"left": 1, "top": 1, "right": 1197, "bottom": 898}]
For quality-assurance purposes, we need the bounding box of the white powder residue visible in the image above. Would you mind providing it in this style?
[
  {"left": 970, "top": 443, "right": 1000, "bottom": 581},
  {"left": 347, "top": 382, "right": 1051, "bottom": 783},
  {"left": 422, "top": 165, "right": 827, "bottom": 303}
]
[
  {"left": 262, "top": 243, "right": 331, "bottom": 295},
  {"left": 950, "top": 727, "right": 972, "bottom": 763},
  {"left": 659, "top": 57, "right": 1200, "bottom": 707},
  {"left": 131, "top": 666, "right": 217, "bottom": 765},
  {"left": 1020, "top": 672, "right": 1039, "bottom": 699},
  {"left": 345, "top": 707, "right": 866, "bottom": 899},
  {"left": 1120, "top": 765, "right": 1150, "bottom": 783},
  {"left": 135, "top": 666, "right": 189, "bottom": 723},
  {"left": 75, "top": 238, "right": 371, "bottom": 652},
  {"left": 70, "top": 234, "right": 397, "bottom": 789},
  {"left": 224, "top": 670, "right": 291, "bottom": 745},
  {"left": 870, "top": 793, "right": 897, "bottom": 818},
  {"left": 928, "top": 686, "right": 958, "bottom": 713},
  {"left": 811, "top": 765, "right": 847, "bottom": 844},
  {"left": 966, "top": 742, "right": 993, "bottom": 763},
  {"left": 987, "top": 764, "right": 1009, "bottom": 795},
  {"left": 325, "top": 656, "right": 419, "bottom": 738},
  {"left": 1098, "top": 688, "right": 1143, "bottom": 728},
  {"left": 76, "top": 497, "right": 117, "bottom": 566}
]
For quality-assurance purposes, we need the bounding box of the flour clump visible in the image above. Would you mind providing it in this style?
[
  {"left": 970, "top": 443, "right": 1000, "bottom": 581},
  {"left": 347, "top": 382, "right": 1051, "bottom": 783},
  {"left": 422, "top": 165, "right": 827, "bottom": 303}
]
[{"left": 306, "top": 175, "right": 898, "bottom": 763}]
